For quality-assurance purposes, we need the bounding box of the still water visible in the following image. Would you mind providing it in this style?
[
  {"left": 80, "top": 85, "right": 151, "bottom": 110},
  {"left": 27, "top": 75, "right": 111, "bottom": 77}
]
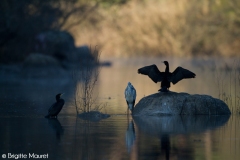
[{"left": 0, "top": 57, "right": 240, "bottom": 160}]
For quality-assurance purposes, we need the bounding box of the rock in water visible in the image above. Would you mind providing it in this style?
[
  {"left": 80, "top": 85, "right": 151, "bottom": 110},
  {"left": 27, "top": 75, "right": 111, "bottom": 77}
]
[
  {"left": 78, "top": 111, "right": 110, "bottom": 122},
  {"left": 133, "top": 92, "right": 231, "bottom": 116}
]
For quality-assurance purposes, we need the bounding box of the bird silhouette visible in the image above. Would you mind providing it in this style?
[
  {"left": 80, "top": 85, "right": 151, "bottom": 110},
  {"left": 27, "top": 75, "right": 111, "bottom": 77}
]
[
  {"left": 138, "top": 61, "right": 196, "bottom": 92},
  {"left": 125, "top": 82, "right": 136, "bottom": 114},
  {"left": 45, "top": 93, "right": 65, "bottom": 118}
]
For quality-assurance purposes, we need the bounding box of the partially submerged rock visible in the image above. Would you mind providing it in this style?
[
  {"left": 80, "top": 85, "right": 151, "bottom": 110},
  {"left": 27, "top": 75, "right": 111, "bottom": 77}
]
[
  {"left": 133, "top": 92, "right": 231, "bottom": 116},
  {"left": 78, "top": 111, "right": 110, "bottom": 122}
]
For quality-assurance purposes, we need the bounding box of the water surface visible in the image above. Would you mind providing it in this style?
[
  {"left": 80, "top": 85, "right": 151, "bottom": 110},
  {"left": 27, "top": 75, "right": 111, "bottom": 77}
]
[{"left": 0, "top": 57, "right": 239, "bottom": 160}]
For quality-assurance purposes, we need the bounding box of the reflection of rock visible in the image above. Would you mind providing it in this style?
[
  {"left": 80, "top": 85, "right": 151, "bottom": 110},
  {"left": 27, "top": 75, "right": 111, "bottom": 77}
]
[
  {"left": 133, "top": 115, "right": 230, "bottom": 136},
  {"left": 78, "top": 111, "right": 110, "bottom": 122},
  {"left": 48, "top": 118, "right": 64, "bottom": 140},
  {"left": 160, "top": 134, "right": 170, "bottom": 160},
  {"left": 125, "top": 120, "right": 136, "bottom": 153},
  {"left": 133, "top": 92, "right": 231, "bottom": 115}
]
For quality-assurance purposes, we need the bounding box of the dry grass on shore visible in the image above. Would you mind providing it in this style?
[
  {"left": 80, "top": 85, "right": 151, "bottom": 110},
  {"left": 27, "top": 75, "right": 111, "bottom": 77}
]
[
  {"left": 70, "top": 0, "right": 240, "bottom": 58},
  {"left": 214, "top": 59, "right": 240, "bottom": 114}
]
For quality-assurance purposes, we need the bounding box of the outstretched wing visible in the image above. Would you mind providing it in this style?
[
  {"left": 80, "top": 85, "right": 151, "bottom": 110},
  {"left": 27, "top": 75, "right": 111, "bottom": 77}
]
[
  {"left": 138, "top": 64, "right": 164, "bottom": 83},
  {"left": 170, "top": 67, "right": 196, "bottom": 84}
]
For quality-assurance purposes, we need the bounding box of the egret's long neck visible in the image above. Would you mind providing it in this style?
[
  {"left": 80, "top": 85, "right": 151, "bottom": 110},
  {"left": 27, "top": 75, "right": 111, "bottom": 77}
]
[{"left": 165, "top": 64, "right": 169, "bottom": 73}]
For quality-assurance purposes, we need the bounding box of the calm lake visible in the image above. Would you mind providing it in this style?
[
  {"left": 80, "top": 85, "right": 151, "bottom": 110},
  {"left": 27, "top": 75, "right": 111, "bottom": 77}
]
[{"left": 0, "top": 57, "right": 240, "bottom": 160}]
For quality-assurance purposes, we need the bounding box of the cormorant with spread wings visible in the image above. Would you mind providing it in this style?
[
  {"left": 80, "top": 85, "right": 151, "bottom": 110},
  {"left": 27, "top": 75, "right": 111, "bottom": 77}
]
[{"left": 138, "top": 61, "right": 196, "bottom": 92}]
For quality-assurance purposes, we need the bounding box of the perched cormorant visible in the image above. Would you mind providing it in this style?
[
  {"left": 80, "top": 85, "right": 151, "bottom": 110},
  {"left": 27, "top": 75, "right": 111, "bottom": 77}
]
[
  {"left": 138, "top": 61, "right": 196, "bottom": 92},
  {"left": 45, "top": 93, "right": 65, "bottom": 118},
  {"left": 125, "top": 82, "right": 136, "bottom": 114}
]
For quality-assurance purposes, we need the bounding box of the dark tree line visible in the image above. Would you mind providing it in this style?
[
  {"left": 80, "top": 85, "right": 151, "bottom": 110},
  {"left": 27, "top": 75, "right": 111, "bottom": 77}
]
[
  {"left": 0, "top": 0, "right": 131, "bottom": 64},
  {"left": 0, "top": 0, "right": 61, "bottom": 63},
  {"left": 0, "top": 0, "right": 104, "bottom": 64}
]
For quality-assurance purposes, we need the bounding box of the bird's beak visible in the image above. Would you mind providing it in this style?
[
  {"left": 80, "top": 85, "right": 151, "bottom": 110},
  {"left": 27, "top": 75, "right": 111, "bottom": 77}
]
[{"left": 60, "top": 93, "right": 64, "bottom": 96}]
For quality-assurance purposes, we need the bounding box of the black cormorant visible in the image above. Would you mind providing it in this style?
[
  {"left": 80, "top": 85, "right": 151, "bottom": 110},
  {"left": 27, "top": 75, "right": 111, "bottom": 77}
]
[
  {"left": 138, "top": 61, "right": 196, "bottom": 92},
  {"left": 45, "top": 93, "right": 65, "bottom": 118}
]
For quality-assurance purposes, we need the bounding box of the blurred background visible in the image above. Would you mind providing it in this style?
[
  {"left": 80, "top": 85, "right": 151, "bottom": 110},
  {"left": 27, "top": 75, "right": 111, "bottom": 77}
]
[{"left": 1, "top": 0, "right": 240, "bottom": 63}]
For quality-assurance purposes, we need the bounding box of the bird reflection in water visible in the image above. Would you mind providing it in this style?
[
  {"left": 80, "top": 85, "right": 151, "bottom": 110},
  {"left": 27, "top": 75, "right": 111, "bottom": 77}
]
[
  {"left": 48, "top": 118, "right": 64, "bottom": 140},
  {"left": 160, "top": 134, "right": 170, "bottom": 160},
  {"left": 125, "top": 119, "right": 136, "bottom": 153},
  {"left": 125, "top": 118, "right": 170, "bottom": 159}
]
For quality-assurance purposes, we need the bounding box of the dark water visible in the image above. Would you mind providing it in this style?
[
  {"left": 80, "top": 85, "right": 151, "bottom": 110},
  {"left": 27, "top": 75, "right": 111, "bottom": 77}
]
[
  {"left": 0, "top": 115, "right": 239, "bottom": 160},
  {"left": 0, "top": 57, "right": 240, "bottom": 159}
]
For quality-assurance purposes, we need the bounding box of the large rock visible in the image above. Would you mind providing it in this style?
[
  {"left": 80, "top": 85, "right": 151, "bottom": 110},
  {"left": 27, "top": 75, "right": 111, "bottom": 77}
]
[
  {"left": 133, "top": 92, "right": 231, "bottom": 116},
  {"left": 35, "top": 30, "right": 75, "bottom": 62},
  {"left": 35, "top": 31, "right": 95, "bottom": 65}
]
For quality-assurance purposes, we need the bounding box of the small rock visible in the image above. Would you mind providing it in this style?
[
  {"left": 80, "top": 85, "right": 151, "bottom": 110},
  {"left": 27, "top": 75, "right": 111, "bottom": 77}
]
[{"left": 78, "top": 111, "right": 110, "bottom": 122}]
